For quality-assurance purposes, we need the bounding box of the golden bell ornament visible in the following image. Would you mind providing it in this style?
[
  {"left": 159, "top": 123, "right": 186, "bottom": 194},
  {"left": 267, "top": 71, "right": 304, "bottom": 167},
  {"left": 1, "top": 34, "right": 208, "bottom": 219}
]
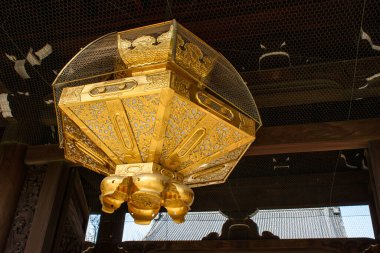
[
  {"left": 165, "top": 206, "right": 189, "bottom": 224},
  {"left": 128, "top": 202, "right": 161, "bottom": 225},
  {"left": 164, "top": 182, "right": 194, "bottom": 223},
  {"left": 100, "top": 175, "right": 130, "bottom": 213},
  {"left": 100, "top": 195, "right": 125, "bottom": 214}
]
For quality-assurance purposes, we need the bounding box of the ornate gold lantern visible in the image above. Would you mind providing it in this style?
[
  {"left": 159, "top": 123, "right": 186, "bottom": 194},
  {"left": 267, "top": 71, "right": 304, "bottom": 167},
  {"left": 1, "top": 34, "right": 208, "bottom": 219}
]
[{"left": 53, "top": 20, "right": 261, "bottom": 224}]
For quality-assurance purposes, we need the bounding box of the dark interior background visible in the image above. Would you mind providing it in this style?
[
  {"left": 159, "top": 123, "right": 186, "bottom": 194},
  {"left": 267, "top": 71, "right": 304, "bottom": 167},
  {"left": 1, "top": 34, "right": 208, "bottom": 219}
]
[{"left": 0, "top": 0, "right": 379, "bottom": 213}]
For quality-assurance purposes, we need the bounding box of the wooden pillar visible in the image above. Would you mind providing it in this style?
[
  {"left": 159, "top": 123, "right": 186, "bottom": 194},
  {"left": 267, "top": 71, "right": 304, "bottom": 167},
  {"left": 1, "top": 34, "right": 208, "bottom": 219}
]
[
  {"left": 51, "top": 168, "right": 88, "bottom": 252},
  {"left": 24, "top": 162, "right": 70, "bottom": 253},
  {"left": 368, "top": 140, "right": 380, "bottom": 239},
  {"left": 21, "top": 164, "right": 88, "bottom": 253},
  {"left": 0, "top": 143, "right": 27, "bottom": 252},
  {"left": 95, "top": 208, "right": 126, "bottom": 252}
]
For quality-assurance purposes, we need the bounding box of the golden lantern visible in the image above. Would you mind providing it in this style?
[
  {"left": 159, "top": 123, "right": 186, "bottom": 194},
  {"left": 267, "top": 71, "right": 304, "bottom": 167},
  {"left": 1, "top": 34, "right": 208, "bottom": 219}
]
[{"left": 53, "top": 20, "right": 261, "bottom": 224}]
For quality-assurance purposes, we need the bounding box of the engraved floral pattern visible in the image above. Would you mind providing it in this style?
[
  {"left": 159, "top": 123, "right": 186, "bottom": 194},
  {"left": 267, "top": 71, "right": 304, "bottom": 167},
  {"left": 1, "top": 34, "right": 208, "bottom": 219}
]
[
  {"left": 70, "top": 102, "right": 127, "bottom": 162},
  {"left": 59, "top": 86, "right": 83, "bottom": 104},
  {"left": 206, "top": 144, "right": 247, "bottom": 168},
  {"left": 185, "top": 144, "right": 248, "bottom": 177},
  {"left": 177, "top": 122, "right": 244, "bottom": 171},
  {"left": 175, "top": 34, "right": 214, "bottom": 78},
  {"left": 119, "top": 26, "right": 173, "bottom": 68},
  {"left": 145, "top": 72, "right": 171, "bottom": 90},
  {"left": 122, "top": 94, "right": 160, "bottom": 162},
  {"left": 184, "top": 163, "right": 232, "bottom": 185},
  {"left": 171, "top": 74, "right": 191, "bottom": 98},
  {"left": 5, "top": 166, "right": 46, "bottom": 253},
  {"left": 160, "top": 96, "right": 205, "bottom": 162},
  {"left": 63, "top": 114, "right": 114, "bottom": 174}
]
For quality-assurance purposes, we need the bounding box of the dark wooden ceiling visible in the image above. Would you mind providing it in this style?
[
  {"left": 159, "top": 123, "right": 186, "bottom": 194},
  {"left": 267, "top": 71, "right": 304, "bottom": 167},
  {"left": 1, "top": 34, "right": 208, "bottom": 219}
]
[
  {"left": 1, "top": 0, "right": 380, "bottom": 131},
  {"left": 1, "top": 0, "right": 380, "bottom": 212}
]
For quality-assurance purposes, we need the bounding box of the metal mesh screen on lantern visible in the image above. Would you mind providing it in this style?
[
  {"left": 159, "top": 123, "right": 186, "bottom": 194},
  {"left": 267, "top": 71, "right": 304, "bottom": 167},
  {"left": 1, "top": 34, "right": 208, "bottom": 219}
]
[{"left": 53, "top": 20, "right": 261, "bottom": 145}]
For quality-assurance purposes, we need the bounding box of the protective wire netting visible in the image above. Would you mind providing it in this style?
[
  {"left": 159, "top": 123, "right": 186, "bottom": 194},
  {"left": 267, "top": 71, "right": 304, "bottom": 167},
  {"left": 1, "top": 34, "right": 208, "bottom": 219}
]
[
  {"left": 0, "top": 0, "right": 379, "bottom": 143},
  {"left": 0, "top": 0, "right": 379, "bottom": 245},
  {"left": 52, "top": 21, "right": 261, "bottom": 144}
]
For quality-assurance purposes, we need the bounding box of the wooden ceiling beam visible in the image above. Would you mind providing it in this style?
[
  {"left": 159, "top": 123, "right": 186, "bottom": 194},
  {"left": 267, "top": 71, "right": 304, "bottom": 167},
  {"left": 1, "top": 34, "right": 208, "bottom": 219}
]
[
  {"left": 245, "top": 56, "right": 380, "bottom": 108},
  {"left": 248, "top": 118, "right": 380, "bottom": 156},
  {"left": 84, "top": 170, "right": 370, "bottom": 213},
  {"left": 192, "top": 170, "right": 369, "bottom": 212},
  {"left": 24, "top": 118, "right": 380, "bottom": 165},
  {"left": 25, "top": 144, "right": 65, "bottom": 165},
  {"left": 252, "top": 87, "right": 380, "bottom": 108}
]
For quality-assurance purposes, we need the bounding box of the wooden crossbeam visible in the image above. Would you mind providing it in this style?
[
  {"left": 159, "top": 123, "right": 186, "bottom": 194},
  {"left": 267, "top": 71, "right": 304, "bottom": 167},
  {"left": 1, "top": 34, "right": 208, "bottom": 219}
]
[
  {"left": 192, "top": 170, "right": 370, "bottom": 212},
  {"left": 25, "top": 144, "right": 65, "bottom": 165},
  {"left": 248, "top": 118, "right": 380, "bottom": 156},
  {"left": 244, "top": 56, "right": 380, "bottom": 108},
  {"left": 80, "top": 170, "right": 370, "bottom": 213},
  {"left": 24, "top": 118, "right": 380, "bottom": 165}
]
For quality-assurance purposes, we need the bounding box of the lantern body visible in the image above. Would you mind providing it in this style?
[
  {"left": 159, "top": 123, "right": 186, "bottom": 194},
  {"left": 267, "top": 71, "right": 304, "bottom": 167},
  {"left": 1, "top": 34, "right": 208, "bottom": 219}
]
[{"left": 54, "top": 20, "right": 261, "bottom": 224}]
